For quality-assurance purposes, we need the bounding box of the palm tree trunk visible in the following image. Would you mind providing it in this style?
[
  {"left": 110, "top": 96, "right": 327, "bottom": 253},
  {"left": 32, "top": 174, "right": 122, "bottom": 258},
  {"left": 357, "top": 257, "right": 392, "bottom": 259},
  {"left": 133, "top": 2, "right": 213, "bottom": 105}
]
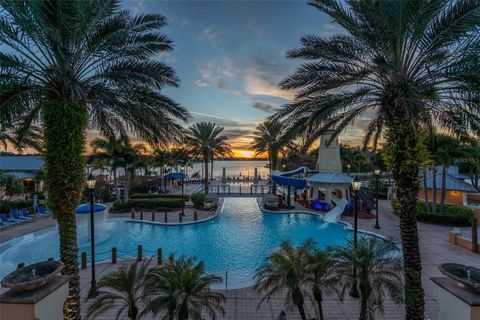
[
  {"left": 43, "top": 102, "right": 87, "bottom": 320},
  {"left": 440, "top": 165, "right": 447, "bottom": 213},
  {"left": 359, "top": 285, "right": 369, "bottom": 320},
  {"left": 204, "top": 155, "right": 209, "bottom": 194},
  {"left": 210, "top": 154, "right": 214, "bottom": 180},
  {"left": 113, "top": 168, "right": 120, "bottom": 202},
  {"left": 389, "top": 122, "right": 425, "bottom": 320},
  {"left": 124, "top": 166, "right": 130, "bottom": 202},
  {"left": 432, "top": 164, "right": 437, "bottom": 214},
  {"left": 313, "top": 286, "right": 325, "bottom": 320},
  {"left": 296, "top": 302, "right": 307, "bottom": 320},
  {"left": 422, "top": 169, "right": 430, "bottom": 214}
]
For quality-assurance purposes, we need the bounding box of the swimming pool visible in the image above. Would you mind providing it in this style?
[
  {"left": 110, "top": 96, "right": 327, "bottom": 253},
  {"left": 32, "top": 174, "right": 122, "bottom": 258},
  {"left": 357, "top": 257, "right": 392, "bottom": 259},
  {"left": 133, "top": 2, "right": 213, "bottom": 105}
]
[{"left": 0, "top": 198, "right": 358, "bottom": 289}]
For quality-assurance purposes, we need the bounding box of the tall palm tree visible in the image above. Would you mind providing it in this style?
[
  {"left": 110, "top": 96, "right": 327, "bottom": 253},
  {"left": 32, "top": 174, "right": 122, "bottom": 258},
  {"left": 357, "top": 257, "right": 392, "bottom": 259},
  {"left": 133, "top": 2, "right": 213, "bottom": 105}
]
[
  {"left": 144, "top": 254, "right": 225, "bottom": 320},
  {"left": 276, "top": 1, "right": 480, "bottom": 318},
  {"left": 90, "top": 136, "right": 127, "bottom": 202},
  {"left": 185, "top": 122, "right": 230, "bottom": 194},
  {"left": 250, "top": 119, "right": 286, "bottom": 174},
  {"left": 300, "top": 240, "right": 338, "bottom": 320},
  {"left": 87, "top": 260, "right": 150, "bottom": 320},
  {"left": 0, "top": 2, "right": 189, "bottom": 318},
  {"left": 330, "top": 237, "right": 404, "bottom": 320},
  {"left": 254, "top": 241, "right": 309, "bottom": 320}
]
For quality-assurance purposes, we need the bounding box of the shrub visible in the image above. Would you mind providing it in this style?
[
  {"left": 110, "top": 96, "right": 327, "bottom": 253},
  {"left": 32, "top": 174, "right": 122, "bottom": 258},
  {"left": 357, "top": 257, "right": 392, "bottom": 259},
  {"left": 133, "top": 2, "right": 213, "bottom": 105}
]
[
  {"left": 111, "top": 198, "right": 184, "bottom": 212},
  {"left": 392, "top": 199, "right": 474, "bottom": 226},
  {"left": 0, "top": 200, "right": 33, "bottom": 213},
  {"left": 367, "top": 179, "right": 389, "bottom": 199},
  {"left": 190, "top": 192, "right": 206, "bottom": 209},
  {"left": 130, "top": 193, "right": 190, "bottom": 201}
]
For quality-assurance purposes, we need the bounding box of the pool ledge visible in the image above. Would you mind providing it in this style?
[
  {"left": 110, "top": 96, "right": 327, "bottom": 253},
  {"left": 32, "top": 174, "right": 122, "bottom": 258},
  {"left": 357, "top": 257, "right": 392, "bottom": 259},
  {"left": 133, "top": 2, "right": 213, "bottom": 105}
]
[{"left": 124, "top": 207, "right": 221, "bottom": 227}]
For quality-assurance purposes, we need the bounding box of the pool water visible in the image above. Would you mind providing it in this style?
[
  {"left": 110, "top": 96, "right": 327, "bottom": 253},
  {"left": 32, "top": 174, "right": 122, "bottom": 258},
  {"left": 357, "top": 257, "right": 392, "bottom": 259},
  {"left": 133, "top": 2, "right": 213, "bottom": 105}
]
[{"left": 0, "top": 198, "right": 355, "bottom": 288}]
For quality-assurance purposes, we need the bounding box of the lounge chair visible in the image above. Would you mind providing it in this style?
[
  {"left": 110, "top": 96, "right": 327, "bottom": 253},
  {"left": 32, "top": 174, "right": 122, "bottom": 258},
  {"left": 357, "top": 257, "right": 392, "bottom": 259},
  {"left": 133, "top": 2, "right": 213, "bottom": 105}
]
[
  {"left": 21, "top": 208, "right": 35, "bottom": 219},
  {"left": 38, "top": 205, "right": 50, "bottom": 216},
  {"left": 11, "top": 209, "right": 31, "bottom": 220},
  {"left": 264, "top": 196, "right": 279, "bottom": 209},
  {"left": 0, "top": 213, "right": 18, "bottom": 225}
]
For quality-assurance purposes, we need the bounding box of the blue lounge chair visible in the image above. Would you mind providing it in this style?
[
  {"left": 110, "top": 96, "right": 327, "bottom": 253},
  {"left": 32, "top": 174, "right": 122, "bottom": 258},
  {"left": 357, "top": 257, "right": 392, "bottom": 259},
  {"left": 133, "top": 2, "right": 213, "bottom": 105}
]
[
  {"left": 21, "top": 208, "right": 35, "bottom": 219},
  {"left": 10, "top": 209, "right": 31, "bottom": 220},
  {"left": 0, "top": 213, "right": 18, "bottom": 224},
  {"left": 38, "top": 206, "right": 49, "bottom": 216}
]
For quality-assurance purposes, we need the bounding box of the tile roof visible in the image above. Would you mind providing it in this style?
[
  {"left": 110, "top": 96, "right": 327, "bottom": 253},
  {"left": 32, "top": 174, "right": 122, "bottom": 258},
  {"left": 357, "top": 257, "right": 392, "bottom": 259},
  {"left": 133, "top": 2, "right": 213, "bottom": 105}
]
[
  {"left": 424, "top": 173, "right": 478, "bottom": 193},
  {"left": 306, "top": 172, "right": 352, "bottom": 185},
  {"left": 0, "top": 155, "right": 44, "bottom": 171}
]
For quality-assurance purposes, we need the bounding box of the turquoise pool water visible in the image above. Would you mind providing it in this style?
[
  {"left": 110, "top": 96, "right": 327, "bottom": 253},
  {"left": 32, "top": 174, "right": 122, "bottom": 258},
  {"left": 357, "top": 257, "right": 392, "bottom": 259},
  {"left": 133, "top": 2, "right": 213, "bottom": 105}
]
[{"left": 0, "top": 198, "right": 356, "bottom": 288}]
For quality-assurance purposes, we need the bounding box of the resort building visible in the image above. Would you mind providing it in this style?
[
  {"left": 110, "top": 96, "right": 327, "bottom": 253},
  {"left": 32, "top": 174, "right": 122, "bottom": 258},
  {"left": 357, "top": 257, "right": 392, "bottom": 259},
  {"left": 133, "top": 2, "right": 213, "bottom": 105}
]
[
  {"left": 0, "top": 155, "right": 44, "bottom": 194},
  {"left": 418, "top": 166, "right": 479, "bottom": 208}
]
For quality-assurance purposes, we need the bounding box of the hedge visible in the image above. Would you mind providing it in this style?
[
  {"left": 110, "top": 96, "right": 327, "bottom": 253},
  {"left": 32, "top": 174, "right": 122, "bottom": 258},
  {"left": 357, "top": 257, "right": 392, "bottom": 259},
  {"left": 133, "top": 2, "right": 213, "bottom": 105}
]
[
  {"left": 130, "top": 193, "right": 190, "bottom": 201},
  {"left": 190, "top": 192, "right": 206, "bottom": 209},
  {"left": 367, "top": 179, "right": 389, "bottom": 200},
  {"left": 111, "top": 198, "right": 184, "bottom": 212},
  {"left": 392, "top": 199, "right": 474, "bottom": 226},
  {"left": 0, "top": 200, "right": 33, "bottom": 213}
]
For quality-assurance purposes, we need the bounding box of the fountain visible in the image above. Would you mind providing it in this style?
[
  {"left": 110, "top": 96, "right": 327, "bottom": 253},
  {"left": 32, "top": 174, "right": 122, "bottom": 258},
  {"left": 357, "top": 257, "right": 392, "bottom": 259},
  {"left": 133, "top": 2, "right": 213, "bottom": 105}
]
[
  {"left": 0, "top": 260, "right": 68, "bottom": 320},
  {"left": 1, "top": 260, "right": 64, "bottom": 291},
  {"left": 439, "top": 263, "right": 480, "bottom": 293}
]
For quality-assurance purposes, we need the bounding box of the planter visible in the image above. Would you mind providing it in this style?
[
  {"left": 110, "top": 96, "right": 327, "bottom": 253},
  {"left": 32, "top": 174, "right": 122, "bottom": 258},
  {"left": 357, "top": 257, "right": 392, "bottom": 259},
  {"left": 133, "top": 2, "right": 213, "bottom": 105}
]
[
  {"left": 439, "top": 263, "right": 480, "bottom": 293},
  {"left": 1, "top": 261, "right": 64, "bottom": 291}
]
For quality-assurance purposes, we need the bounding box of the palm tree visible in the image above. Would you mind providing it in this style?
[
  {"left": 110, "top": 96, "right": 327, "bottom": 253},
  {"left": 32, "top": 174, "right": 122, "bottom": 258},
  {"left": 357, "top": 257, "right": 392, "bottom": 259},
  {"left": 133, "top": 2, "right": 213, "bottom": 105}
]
[
  {"left": 0, "top": 2, "right": 189, "bottom": 318},
  {"left": 276, "top": 1, "right": 480, "bottom": 318},
  {"left": 87, "top": 260, "right": 150, "bottom": 320},
  {"left": 90, "top": 137, "right": 126, "bottom": 202},
  {"left": 250, "top": 119, "right": 286, "bottom": 174},
  {"left": 254, "top": 241, "right": 309, "bottom": 320},
  {"left": 331, "top": 237, "right": 404, "bottom": 320},
  {"left": 144, "top": 254, "right": 225, "bottom": 320},
  {"left": 210, "top": 137, "right": 233, "bottom": 180},
  {"left": 0, "top": 122, "right": 43, "bottom": 152},
  {"left": 185, "top": 122, "right": 230, "bottom": 194},
  {"left": 300, "top": 240, "right": 338, "bottom": 320}
]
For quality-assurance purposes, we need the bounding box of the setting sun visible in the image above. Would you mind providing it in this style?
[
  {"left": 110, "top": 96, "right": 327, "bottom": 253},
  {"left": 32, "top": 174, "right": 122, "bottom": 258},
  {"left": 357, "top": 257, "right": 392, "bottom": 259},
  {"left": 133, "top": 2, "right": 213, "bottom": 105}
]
[{"left": 235, "top": 150, "right": 254, "bottom": 158}]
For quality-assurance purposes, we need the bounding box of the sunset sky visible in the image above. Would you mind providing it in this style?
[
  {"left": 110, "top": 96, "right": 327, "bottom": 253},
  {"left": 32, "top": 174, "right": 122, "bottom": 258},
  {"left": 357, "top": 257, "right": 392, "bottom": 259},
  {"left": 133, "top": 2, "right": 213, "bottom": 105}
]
[
  {"left": 10, "top": 0, "right": 370, "bottom": 157},
  {"left": 121, "top": 0, "right": 368, "bottom": 157}
]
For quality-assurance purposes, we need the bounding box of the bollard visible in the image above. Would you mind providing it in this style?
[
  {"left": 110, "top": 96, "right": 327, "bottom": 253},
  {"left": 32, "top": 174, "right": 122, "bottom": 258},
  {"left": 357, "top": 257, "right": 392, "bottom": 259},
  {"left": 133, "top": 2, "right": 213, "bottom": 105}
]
[
  {"left": 164, "top": 212, "right": 168, "bottom": 222},
  {"left": 81, "top": 252, "right": 87, "bottom": 269},
  {"left": 17, "top": 263, "right": 25, "bottom": 269},
  {"left": 112, "top": 247, "right": 117, "bottom": 264},
  {"left": 152, "top": 211, "right": 155, "bottom": 221},
  {"left": 131, "top": 208, "right": 135, "bottom": 219},
  {"left": 250, "top": 185, "right": 253, "bottom": 195},
  {"left": 194, "top": 210, "right": 198, "bottom": 221},
  {"left": 137, "top": 245, "right": 142, "bottom": 262},
  {"left": 157, "top": 248, "right": 163, "bottom": 265},
  {"left": 140, "top": 210, "right": 144, "bottom": 220},
  {"left": 217, "top": 186, "right": 219, "bottom": 195},
  {"left": 179, "top": 212, "right": 182, "bottom": 223}
]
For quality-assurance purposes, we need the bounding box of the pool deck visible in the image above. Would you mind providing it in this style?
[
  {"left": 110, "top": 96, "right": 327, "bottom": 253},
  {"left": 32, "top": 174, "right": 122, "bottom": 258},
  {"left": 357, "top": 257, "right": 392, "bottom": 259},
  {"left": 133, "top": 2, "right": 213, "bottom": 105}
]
[{"left": 2, "top": 199, "right": 479, "bottom": 319}]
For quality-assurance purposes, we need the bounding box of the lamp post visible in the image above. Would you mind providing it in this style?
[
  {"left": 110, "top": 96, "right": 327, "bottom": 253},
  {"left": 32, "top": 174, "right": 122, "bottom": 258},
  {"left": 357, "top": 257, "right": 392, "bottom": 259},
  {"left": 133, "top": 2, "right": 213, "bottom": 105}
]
[
  {"left": 181, "top": 166, "right": 185, "bottom": 216},
  {"left": 163, "top": 165, "right": 167, "bottom": 194},
  {"left": 347, "top": 164, "right": 351, "bottom": 176},
  {"left": 349, "top": 175, "right": 362, "bottom": 298},
  {"left": 373, "top": 169, "right": 381, "bottom": 229},
  {"left": 148, "top": 178, "right": 152, "bottom": 198},
  {"left": 86, "top": 174, "right": 97, "bottom": 297}
]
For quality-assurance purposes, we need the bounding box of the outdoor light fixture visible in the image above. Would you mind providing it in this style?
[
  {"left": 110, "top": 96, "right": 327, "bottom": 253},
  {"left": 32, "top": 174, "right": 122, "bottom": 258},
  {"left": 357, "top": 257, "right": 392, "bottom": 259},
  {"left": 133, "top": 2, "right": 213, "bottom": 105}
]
[
  {"left": 352, "top": 175, "right": 362, "bottom": 191},
  {"left": 86, "top": 174, "right": 97, "bottom": 297},
  {"left": 349, "top": 175, "right": 361, "bottom": 298},
  {"left": 86, "top": 174, "right": 96, "bottom": 189},
  {"left": 374, "top": 169, "right": 381, "bottom": 229},
  {"left": 181, "top": 166, "right": 185, "bottom": 216}
]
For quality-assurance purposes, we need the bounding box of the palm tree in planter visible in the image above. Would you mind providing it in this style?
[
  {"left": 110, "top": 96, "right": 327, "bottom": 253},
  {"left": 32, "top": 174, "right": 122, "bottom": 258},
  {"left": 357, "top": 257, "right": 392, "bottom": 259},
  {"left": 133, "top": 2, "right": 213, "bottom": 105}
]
[
  {"left": 300, "top": 240, "right": 339, "bottom": 320},
  {"left": 255, "top": 241, "right": 310, "bottom": 320},
  {"left": 330, "top": 237, "right": 404, "bottom": 320},
  {"left": 275, "top": 1, "right": 480, "bottom": 317},
  {"left": 144, "top": 254, "right": 225, "bottom": 320},
  {"left": 185, "top": 122, "right": 230, "bottom": 194},
  {"left": 0, "top": 1, "right": 189, "bottom": 318},
  {"left": 87, "top": 260, "right": 151, "bottom": 320}
]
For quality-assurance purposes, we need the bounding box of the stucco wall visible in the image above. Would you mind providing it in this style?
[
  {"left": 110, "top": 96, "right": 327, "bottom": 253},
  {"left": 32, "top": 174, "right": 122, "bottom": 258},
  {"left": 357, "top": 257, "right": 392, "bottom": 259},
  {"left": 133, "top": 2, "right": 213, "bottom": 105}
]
[{"left": 418, "top": 188, "right": 465, "bottom": 206}]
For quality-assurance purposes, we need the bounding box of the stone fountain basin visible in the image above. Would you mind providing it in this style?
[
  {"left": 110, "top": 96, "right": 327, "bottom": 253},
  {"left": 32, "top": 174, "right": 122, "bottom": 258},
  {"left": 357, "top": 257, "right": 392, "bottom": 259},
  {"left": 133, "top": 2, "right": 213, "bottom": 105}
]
[
  {"left": 439, "top": 263, "right": 480, "bottom": 293},
  {"left": 1, "top": 261, "right": 64, "bottom": 291}
]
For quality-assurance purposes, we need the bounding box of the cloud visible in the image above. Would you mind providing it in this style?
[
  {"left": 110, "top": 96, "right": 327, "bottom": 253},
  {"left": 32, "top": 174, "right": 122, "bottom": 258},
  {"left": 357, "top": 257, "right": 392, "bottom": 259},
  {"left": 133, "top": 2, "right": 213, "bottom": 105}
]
[
  {"left": 216, "top": 80, "right": 230, "bottom": 90},
  {"left": 245, "top": 73, "right": 295, "bottom": 101},
  {"left": 252, "top": 102, "right": 279, "bottom": 113},
  {"left": 194, "top": 80, "right": 208, "bottom": 88},
  {"left": 190, "top": 111, "right": 255, "bottom": 128},
  {"left": 199, "top": 25, "right": 219, "bottom": 42}
]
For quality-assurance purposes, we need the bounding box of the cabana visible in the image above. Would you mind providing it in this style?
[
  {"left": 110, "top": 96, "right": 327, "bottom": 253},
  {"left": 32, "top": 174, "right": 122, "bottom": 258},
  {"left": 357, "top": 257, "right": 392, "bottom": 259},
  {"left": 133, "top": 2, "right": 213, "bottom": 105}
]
[{"left": 418, "top": 173, "right": 479, "bottom": 207}]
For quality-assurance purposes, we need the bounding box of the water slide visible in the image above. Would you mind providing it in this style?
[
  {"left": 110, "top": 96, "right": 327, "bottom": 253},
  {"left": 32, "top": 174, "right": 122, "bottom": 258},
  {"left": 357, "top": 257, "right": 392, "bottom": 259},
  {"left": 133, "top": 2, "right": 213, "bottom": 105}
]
[{"left": 323, "top": 198, "right": 349, "bottom": 223}]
